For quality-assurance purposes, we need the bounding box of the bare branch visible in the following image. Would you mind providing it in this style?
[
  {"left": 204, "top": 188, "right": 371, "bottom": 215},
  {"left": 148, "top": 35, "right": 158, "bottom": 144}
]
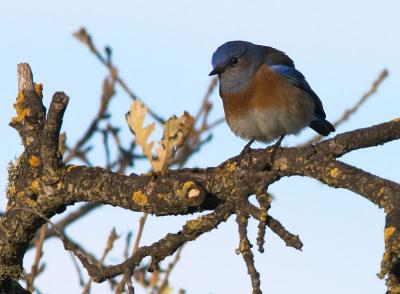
[
  {"left": 158, "top": 245, "right": 184, "bottom": 293},
  {"left": 236, "top": 208, "right": 261, "bottom": 294},
  {"left": 82, "top": 228, "right": 119, "bottom": 294},
  {"left": 3, "top": 64, "right": 400, "bottom": 293},
  {"left": 73, "top": 27, "right": 164, "bottom": 124},
  {"left": 246, "top": 203, "right": 303, "bottom": 250},
  {"left": 115, "top": 213, "right": 148, "bottom": 293},
  {"left": 26, "top": 225, "right": 47, "bottom": 292}
]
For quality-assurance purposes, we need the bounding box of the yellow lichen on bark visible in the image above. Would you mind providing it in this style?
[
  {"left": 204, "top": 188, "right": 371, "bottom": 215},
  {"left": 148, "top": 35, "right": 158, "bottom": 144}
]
[
  {"left": 8, "top": 185, "right": 16, "bottom": 195},
  {"left": 11, "top": 91, "right": 31, "bottom": 124},
  {"left": 31, "top": 179, "right": 40, "bottom": 192},
  {"left": 384, "top": 227, "right": 396, "bottom": 243},
  {"left": 260, "top": 209, "right": 267, "bottom": 222},
  {"left": 132, "top": 191, "right": 148, "bottom": 206},
  {"left": 186, "top": 219, "right": 202, "bottom": 231},
  {"left": 25, "top": 198, "right": 37, "bottom": 207},
  {"left": 28, "top": 156, "right": 40, "bottom": 167},
  {"left": 382, "top": 250, "right": 391, "bottom": 263},
  {"left": 239, "top": 238, "right": 249, "bottom": 252},
  {"left": 226, "top": 162, "right": 237, "bottom": 172},
  {"left": 11, "top": 109, "right": 30, "bottom": 124},
  {"left": 330, "top": 167, "right": 340, "bottom": 178},
  {"left": 16, "top": 91, "right": 24, "bottom": 104},
  {"left": 35, "top": 83, "right": 43, "bottom": 98}
]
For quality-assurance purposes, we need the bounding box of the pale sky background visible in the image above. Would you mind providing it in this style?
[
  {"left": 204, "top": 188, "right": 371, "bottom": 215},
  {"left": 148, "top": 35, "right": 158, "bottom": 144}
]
[{"left": 1, "top": 0, "right": 400, "bottom": 293}]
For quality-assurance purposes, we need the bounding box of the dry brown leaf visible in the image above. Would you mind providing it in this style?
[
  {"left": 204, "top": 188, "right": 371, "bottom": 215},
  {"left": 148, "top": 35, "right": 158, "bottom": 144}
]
[
  {"left": 152, "top": 112, "right": 194, "bottom": 171},
  {"left": 126, "top": 101, "right": 155, "bottom": 163},
  {"left": 126, "top": 101, "right": 193, "bottom": 172}
]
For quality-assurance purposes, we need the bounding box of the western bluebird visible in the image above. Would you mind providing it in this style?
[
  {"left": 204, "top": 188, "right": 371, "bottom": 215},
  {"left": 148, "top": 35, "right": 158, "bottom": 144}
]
[{"left": 209, "top": 41, "right": 335, "bottom": 149}]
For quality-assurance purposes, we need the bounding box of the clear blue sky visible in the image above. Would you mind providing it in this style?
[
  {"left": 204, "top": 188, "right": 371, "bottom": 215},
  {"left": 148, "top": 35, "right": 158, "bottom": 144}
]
[{"left": 1, "top": 0, "right": 400, "bottom": 293}]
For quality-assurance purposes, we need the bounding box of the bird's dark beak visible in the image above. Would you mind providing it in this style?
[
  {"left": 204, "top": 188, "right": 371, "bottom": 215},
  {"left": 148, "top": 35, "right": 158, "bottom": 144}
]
[{"left": 209, "top": 67, "right": 221, "bottom": 76}]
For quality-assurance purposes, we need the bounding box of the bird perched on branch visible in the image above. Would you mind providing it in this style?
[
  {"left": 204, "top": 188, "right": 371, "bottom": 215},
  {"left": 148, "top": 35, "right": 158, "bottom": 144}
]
[{"left": 209, "top": 41, "right": 335, "bottom": 150}]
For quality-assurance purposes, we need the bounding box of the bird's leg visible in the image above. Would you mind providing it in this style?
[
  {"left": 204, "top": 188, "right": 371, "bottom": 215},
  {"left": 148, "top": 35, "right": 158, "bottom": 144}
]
[
  {"left": 240, "top": 138, "right": 255, "bottom": 155},
  {"left": 268, "top": 134, "right": 285, "bottom": 168}
]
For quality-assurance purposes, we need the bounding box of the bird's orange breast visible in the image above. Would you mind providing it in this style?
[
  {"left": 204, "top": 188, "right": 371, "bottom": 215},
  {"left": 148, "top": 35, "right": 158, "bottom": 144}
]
[
  {"left": 221, "top": 64, "right": 292, "bottom": 125},
  {"left": 220, "top": 64, "right": 315, "bottom": 142}
]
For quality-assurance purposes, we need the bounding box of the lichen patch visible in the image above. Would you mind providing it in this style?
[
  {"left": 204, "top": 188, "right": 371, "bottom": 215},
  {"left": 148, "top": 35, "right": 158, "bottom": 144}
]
[
  {"left": 330, "top": 167, "right": 340, "bottom": 178},
  {"left": 132, "top": 191, "right": 148, "bottom": 206},
  {"left": 28, "top": 156, "right": 40, "bottom": 167}
]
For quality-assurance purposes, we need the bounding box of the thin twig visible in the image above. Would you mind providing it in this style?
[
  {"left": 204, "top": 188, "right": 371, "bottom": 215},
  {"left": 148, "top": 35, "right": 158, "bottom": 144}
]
[
  {"left": 133, "top": 213, "right": 148, "bottom": 254},
  {"left": 255, "top": 193, "right": 272, "bottom": 253},
  {"left": 73, "top": 27, "right": 164, "bottom": 124},
  {"left": 158, "top": 245, "right": 184, "bottom": 293},
  {"left": 26, "top": 225, "right": 47, "bottom": 292},
  {"left": 169, "top": 78, "right": 223, "bottom": 167},
  {"left": 70, "top": 251, "right": 86, "bottom": 287},
  {"left": 65, "top": 75, "right": 116, "bottom": 162},
  {"left": 306, "top": 69, "right": 388, "bottom": 144},
  {"left": 246, "top": 203, "right": 303, "bottom": 251},
  {"left": 115, "top": 213, "right": 149, "bottom": 293},
  {"left": 28, "top": 203, "right": 101, "bottom": 250},
  {"left": 236, "top": 208, "right": 261, "bottom": 294},
  {"left": 82, "top": 228, "right": 119, "bottom": 294},
  {"left": 124, "top": 232, "right": 133, "bottom": 260}
]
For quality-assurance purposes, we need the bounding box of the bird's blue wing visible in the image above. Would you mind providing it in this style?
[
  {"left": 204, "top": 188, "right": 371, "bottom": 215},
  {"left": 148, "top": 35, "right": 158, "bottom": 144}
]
[{"left": 269, "top": 65, "right": 326, "bottom": 119}]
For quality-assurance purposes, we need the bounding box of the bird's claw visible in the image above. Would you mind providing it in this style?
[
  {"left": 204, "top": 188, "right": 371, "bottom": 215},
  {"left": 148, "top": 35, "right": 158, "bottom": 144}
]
[{"left": 240, "top": 139, "right": 255, "bottom": 156}]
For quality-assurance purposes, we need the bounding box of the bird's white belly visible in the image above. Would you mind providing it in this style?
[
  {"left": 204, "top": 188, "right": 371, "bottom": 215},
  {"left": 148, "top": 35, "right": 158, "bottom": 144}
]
[{"left": 227, "top": 106, "right": 313, "bottom": 143}]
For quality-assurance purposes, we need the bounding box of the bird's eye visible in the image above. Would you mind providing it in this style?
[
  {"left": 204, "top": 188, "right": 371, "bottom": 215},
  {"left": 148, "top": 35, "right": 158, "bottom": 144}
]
[{"left": 231, "top": 57, "right": 239, "bottom": 65}]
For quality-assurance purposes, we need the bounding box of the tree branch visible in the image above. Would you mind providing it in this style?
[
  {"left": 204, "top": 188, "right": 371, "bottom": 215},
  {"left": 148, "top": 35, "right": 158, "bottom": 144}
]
[{"left": 3, "top": 63, "right": 400, "bottom": 293}]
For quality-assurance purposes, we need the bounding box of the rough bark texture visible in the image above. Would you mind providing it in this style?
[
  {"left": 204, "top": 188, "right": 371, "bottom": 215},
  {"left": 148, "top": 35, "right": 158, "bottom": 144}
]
[{"left": 1, "top": 64, "right": 400, "bottom": 293}]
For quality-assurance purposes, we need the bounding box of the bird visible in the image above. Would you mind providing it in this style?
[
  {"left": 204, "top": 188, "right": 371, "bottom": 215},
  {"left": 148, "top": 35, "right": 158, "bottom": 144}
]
[{"left": 209, "top": 41, "right": 335, "bottom": 151}]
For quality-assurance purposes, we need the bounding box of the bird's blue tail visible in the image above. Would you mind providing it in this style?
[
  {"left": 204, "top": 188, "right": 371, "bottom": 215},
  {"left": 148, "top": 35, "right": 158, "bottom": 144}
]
[{"left": 309, "top": 119, "right": 335, "bottom": 136}]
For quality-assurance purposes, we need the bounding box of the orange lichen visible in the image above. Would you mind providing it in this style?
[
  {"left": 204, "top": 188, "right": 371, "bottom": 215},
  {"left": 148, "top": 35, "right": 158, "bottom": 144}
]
[
  {"left": 382, "top": 250, "right": 391, "bottom": 263},
  {"left": 8, "top": 185, "right": 16, "bottom": 195},
  {"left": 392, "top": 118, "right": 400, "bottom": 122},
  {"left": 330, "top": 167, "right": 340, "bottom": 178},
  {"left": 11, "top": 109, "right": 30, "bottom": 124},
  {"left": 186, "top": 219, "right": 202, "bottom": 231},
  {"left": 260, "top": 209, "right": 268, "bottom": 222},
  {"left": 384, "top": 227, "right": 396, "bottom": 243},
  {"left": 25, "top": 198, "right": 37, "bottom": 207},
  {"left": 239, "top": 238, "right": 249, "bottom": 252},
  {"left": 226, "top": 162, "right": 237, "bottom": 172},
  {"left": 35, "top": 83, "right": 43, "bottom": 98},
  {"left": 132, "top": 191, "right": 148, "bottom": 206},
  {"left": 28, "top": 156, "right": 40, "bottom": 167},
  {"left": 378, "top": 187, "right": 385, "bottom": 196},
  {"left": 31, "top": 179, "right": 40, "bottom": 192},
  {"left": 16, "top": 91, "right": 24, "bottom": 104},
  {"left": 11, "top": 91, "right": 30, "bottom": 124}
]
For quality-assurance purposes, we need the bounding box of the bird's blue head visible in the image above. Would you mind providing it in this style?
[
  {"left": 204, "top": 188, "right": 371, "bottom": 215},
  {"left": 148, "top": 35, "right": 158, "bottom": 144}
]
[{"left": 209, "top": 41, "right": 265, "bottom": 93}]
